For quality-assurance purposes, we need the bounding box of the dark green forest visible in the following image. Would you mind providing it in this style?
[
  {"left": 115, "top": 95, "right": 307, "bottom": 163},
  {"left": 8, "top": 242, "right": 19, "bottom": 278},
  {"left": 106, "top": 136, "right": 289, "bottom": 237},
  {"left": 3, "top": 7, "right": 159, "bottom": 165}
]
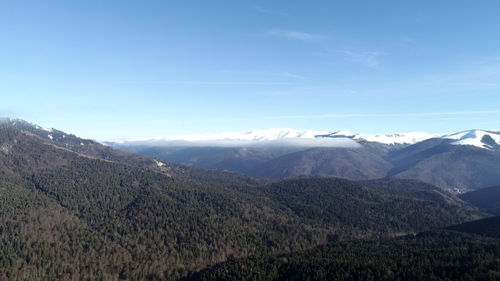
[
  {"left": 459, "top": 185, "right": 500, "bottom": 215},
  {"left": 183, "top": 230, "right": 500, "bottom": 281}
]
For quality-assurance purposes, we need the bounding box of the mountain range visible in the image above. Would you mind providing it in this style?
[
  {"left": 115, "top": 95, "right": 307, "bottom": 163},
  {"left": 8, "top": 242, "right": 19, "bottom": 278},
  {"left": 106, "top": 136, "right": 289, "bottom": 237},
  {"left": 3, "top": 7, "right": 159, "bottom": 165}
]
[
  {"left": 1, "top": 118, "right": 500, "bottom": 280},
  {"left": 107, "top": 128, "right": 500, "bottom": 147},
  {"left": 107, "top": 128, "right": 500, "bottom": 193}
]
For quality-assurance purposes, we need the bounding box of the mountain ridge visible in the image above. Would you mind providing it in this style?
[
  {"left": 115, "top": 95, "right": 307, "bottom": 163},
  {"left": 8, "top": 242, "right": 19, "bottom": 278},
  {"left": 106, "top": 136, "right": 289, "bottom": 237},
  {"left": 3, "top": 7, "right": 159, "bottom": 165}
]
[
  {"left": 4, "top": 118, "right": 500, "bottom": 192},
  {"left": 106, "top": 128, "right": 500, "bottom": 148}
]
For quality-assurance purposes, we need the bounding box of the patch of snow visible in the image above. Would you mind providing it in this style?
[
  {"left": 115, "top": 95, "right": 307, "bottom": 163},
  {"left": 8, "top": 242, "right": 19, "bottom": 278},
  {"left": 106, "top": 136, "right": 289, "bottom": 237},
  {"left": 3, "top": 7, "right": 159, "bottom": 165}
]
[
  {"left": 36, "top": 125, "right": 53, "bottom": 132},
  {"left": 155, "top": 160, "right": 165, "bottom": 167},
  {"left": 0, "top": 144, "right": 11, "bottom": 154},
  {"left": 48, "top": 134, "right": 53, "bottom": 140}
]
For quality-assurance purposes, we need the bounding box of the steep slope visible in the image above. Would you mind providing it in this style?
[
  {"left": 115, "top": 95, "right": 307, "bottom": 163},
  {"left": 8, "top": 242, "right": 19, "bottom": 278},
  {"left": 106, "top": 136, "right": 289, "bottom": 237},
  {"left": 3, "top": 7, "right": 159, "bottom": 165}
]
[
  {"left": 253, "top": 147, "right": 393, "bottom": 180},
  {"left": 459, "top": 185, "right": 500, "bottom": 215},
  {"left": 387, "top": 138, "right": 500, "bottom": 192},
  {"left": 1, "top": 118, "right": 269, "bottom": 186}
]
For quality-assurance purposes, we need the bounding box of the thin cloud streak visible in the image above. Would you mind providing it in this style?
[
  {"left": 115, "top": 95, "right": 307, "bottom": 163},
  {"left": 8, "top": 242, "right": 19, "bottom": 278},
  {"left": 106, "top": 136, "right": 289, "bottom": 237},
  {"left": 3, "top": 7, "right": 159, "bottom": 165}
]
[
  {"left": 356, "top": 60, "right": 500, "bottom": 96},
  {"left": 313, "top": 49, "right": 383, "bottom": 69},
  {"left": 212, "top": 110, "right": 500, "bottom": 121},
  {"left": 342, "top": 50, "right": 382, "bottom": 69},
  {"left": 267, "top": 29, "right": 324, "bottom": 41},
  {"left": 218, "top": 70, "right": 306, "bottom": 80},
  {"left": 112, "top": 81, "right": 294, "bottom": 86},
  {"left": 279, "top": 72, "right": 306, "bottom": 79}
]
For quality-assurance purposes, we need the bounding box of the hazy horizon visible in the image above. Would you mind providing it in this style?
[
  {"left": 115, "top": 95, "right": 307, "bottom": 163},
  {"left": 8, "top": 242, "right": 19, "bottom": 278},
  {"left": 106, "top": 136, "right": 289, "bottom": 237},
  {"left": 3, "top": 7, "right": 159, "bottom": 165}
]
[
  {"left": 2, "top": 1, "right": 500, "bottom": 140},
  {"left": 1, "top": 117, "right": 490, "bottom": 143}
]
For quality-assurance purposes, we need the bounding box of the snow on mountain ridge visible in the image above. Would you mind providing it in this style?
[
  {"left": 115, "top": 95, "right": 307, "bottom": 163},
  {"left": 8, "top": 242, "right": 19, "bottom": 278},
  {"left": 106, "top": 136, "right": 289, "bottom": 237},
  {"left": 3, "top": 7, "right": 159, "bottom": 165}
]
[
  {"left": 441, "top": 130, "right": 500, "bottom": 149},
  {"left": 111, "top": 129, "right": 437, "bottom": 146},
  {"left": 118, "top": 128, "right": 330, "bottom": 143},
  {"left": 228, "top": 128, "right": 329, "bottom": 141},
  {"left": 109, "top": 129, "right": 499, "bottom": 149}
]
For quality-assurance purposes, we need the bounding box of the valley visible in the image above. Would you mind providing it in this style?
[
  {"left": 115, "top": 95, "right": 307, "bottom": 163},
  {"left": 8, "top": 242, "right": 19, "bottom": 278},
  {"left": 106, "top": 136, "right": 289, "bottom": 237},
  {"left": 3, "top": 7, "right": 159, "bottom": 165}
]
[
  {"left": 110, "top": 128, "right": 500, "bottom": 193},
  {"left": 0, "top": 119, "right": 499, "bottom": 280}
]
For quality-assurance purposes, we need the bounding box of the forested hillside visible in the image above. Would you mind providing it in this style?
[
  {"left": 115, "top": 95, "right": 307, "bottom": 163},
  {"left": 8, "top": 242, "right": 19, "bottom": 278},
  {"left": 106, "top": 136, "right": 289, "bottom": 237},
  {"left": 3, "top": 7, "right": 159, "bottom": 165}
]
[
  {"left": 257, "top": 178, "right": 480, "bottom": 237},
  {"left": 0, "top": 120, "right": 492, "bottom": 280},
  {"left": 183, "top": 228, "right": 500, "bottom": 281},
  {"left": 0, "top": 124, "right": 328, "bottom": 280}
]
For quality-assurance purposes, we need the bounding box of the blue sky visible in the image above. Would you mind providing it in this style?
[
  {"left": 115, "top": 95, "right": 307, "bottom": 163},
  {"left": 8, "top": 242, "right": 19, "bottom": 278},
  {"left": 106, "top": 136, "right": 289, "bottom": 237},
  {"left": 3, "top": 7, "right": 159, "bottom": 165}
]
[{"left": 1, "top": 0, "right": 500, "bottom": 140}]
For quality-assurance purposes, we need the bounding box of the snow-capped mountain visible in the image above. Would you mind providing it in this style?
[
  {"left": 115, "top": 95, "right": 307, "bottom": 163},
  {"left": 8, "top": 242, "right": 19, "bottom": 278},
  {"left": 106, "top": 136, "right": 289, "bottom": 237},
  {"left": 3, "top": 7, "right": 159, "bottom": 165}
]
[
  {"left": 109, "top": 129, "right": 439, "bottom": 147},
  {"left": 107, "top": 128, "right": 499, "bottom": 149},
  {"left": 136, "top": 128, "right": 329, "bottom": 142},
  {"left": 109, "top": 129, "right": 358, "bottom": 148},
  {"left": 105, "top": 127, "right": 500, "bottom": 192},
  {"left": 441, "top": 130, "right": 500, "bottom": 149}
]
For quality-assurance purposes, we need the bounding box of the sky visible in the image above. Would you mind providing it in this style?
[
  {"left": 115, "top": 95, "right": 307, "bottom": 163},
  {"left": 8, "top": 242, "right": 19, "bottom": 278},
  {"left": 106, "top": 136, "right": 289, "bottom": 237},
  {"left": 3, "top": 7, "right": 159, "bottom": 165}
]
[{"left": 1, "top": 0, "right": 500, "bottom": 140}]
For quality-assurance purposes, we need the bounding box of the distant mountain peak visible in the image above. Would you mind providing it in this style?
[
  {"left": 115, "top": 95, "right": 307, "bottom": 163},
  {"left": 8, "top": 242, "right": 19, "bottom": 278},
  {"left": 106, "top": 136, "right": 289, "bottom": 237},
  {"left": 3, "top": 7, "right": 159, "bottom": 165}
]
[
  {"left": 325, "top": 131, "right": 438, "bottom": 145},
  {"left": 0, "top": 118, "right": 54, "bottom": 133},
  {"left": 441, "top": 129, "right": 500, "bottom": 149}
]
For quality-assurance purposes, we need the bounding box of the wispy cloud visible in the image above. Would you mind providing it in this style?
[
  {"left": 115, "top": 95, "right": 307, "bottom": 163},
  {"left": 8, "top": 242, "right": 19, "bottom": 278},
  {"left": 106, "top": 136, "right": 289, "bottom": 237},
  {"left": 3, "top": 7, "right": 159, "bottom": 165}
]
[
  {"left": 313, "top": 49, "right": 383, "bottom": 69},
  {"left": 361, "top": 59, "right": 500, "bottom": 96},
  {"left": 342, "top": 50, "right": 382, "bottom": 69},
  {"left": 218, "top": 70, "right": 306, "bottom": 80},
  {"left": 112, "top": 80, "right": 294, "bottom": 86},
  {"left": 288, "top": 110, "right": 500, "bottom": 119},
  {"left": 210, "top": 110, "right": 500, "bottom": 121},
  {"left": 267, "top": 29, "right": 324, "bottom": 41}
]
